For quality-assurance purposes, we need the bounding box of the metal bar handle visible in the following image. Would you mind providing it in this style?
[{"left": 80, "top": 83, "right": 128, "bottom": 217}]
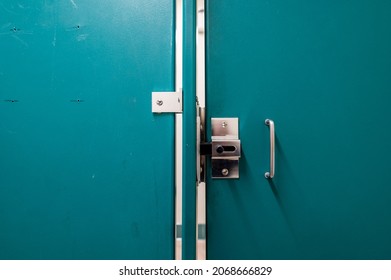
[{"left": 265, "top": 119, "right": 275, "bottom": 179}]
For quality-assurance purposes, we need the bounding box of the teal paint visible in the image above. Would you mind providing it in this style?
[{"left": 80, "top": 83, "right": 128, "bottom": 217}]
[
  {"left": 0, "top": 1, "right": 175, "bottom": 259},
  {"left": 206, "top": 0, "right": 391, "bottom": 259},
  {"left": 182, "top": 0, "right": 197, "bottom": 260}
]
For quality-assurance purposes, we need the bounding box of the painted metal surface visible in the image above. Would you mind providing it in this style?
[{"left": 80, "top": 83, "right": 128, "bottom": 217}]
[
  {"left": 206, "top": 0, "right": 391, "bottom": 259},
  {"left": 0, "top": 0, "right": 175, "bottom": 259},
  {"left": 182, "top": 0, "right": 197, "bottom": 260}
]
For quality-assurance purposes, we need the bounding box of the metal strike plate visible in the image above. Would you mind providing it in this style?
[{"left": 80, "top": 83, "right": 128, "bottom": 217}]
[
  {"left": 152, "top": 90, "right": 182, "bottom": 113},
  {"left": 211, "top": 118, "right": 240, "bottom": 179}
]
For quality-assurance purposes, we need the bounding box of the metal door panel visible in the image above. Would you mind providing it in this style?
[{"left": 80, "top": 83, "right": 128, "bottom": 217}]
[
  {"left": 206, "top": 0, "right": 391, "bottom": 259},
  {"left": 0, "top": 0, "right": 175, "bottom": 259}
]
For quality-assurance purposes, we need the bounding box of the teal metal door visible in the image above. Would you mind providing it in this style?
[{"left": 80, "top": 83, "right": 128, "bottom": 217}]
[
  {"left": 0, "top": 1, "right": 175, "bottom": 259},
  {"left": 206, "top": 0, "right": 391, "bottom": 259}
]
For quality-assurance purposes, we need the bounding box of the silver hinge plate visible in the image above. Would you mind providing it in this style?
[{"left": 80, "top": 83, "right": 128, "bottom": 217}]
[{"left": 152, "top": 90, "right": 182, "bottom": 113}]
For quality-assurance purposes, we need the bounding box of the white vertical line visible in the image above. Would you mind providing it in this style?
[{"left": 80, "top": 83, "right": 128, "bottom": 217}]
[
  {"left": 176, "top": 0, "right": 183, "bottom": 91},
  {"left": 196, "top": 0, "right": 206, "bottom": 260},
  {"left": 175, "top": 0, "right": 183, "bottom": 260},
  {"left": 196, "top": 0, "right": 205, "bottom": 108}
]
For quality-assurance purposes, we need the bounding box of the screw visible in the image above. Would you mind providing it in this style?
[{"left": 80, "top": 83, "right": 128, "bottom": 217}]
[
  {"left": 221, "top": 121, "right": 228, "bottom": 128},
  {"left": 221, "top": 168, "right": 229, "bottom": 176},
  {"left": 216, "top": 145, "right": 224, "bottom": 154},
  {"left": 156, "top": 100, "right": 163, "bottom": 106}
]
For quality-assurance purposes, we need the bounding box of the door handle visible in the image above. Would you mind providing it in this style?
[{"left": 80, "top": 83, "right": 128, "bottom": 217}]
[{"left": 264, "top": 119, "right": 275, "bottom": 179}]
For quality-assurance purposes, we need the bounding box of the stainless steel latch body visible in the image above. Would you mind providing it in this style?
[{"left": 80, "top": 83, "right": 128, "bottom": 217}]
[{"left": 200, "top": 118, "right": 241, "bottom": 179}]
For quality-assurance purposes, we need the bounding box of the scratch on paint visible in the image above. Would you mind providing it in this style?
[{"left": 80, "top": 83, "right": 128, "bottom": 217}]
[
  {"left": 1, "top": 22, "right": 12, "bottom": 30},
  {"left": 70, "top": 0, "right": 78, "bottom": 9},
  {"left": 0, "top": 3, "right": 19, "bottom": 15},
  {"left": 0, "top": 28, "right": 33, "bottom": 36},
  {"left": 52, "top": 26, "right": 57, "bottom": 46},
  {"left": 76, "top": 34, "right": 89, "bottom": 41},
  {"left": 11, "top": 34, "right": 28, "bottom": 48}
]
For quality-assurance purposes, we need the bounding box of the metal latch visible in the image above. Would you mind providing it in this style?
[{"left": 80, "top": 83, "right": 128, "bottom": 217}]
[
  {"left": 200, "top": 118, "right": 241, "bottom": 179},
  {"left": 152, "top": 90, "right": 182, "bottom": 113}
]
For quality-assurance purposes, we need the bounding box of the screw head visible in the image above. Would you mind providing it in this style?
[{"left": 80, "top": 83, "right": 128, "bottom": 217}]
[
  {"left": 221, "top": 168, "right": 229, "bottom": 176},
  {"left": 216, "top": 145, "right": 224, "bottom": 154},
  {"left": 221, "top": 121, "right": 228, "bottom": 128},
  {"left": 156, "top": 100, "right": 163, "bottom": 106}
]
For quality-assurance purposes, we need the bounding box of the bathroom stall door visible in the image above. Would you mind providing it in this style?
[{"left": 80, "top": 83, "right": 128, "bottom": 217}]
[
  {"left": 0, "top": 1, "right": 175, "bottom": 259},
  {"left": 206, "top": 0, "right": 391, "bottom": 259}
]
